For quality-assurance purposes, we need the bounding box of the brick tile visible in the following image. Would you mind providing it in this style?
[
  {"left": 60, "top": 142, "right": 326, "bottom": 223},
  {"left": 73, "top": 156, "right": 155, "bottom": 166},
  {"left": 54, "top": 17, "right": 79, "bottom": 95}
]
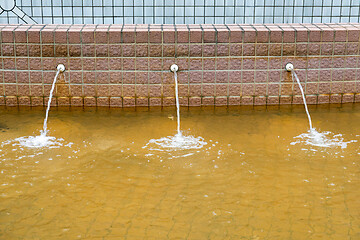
[
  {"left": 243, "top": 44, "right": 255, "bottom": 56},
  {"left": 1, "top": 28, "right": 14, "bottom": 43},
  {"left": 123, "top": 58, "right": 135, "bottom": 70},
  {"left": 283, "top": 29, "right": 295, "bottom": 43},
  {"left": 217, "top": 44, "right": 229, "bottom": 56},
  {"left": 334, "top": 43, "right": 346, "bottom": 55},
  {"left": 149, "top": 97, "right": 161, "bottom": 106},
  {"left": 122, "top": 44, "right": 135, "bottom": 57},
  {"left": 41, "top": 45, "right": 54, "bottom": 57},
  {"left": 243, "top": 27, "right": 256, "bottom": 43},
  {"left": 330, "top": 94, "right": 341, "bottom": 103},
  {"left": 122, "top": 29, "right": 135, "bottom": 43},
  {"left": 57, "top": 97, "right": 70, "bottom": 106},
  {"left": 228, "top": 96, "right": 240, "bottom": 105},
  {"left": 28, "top": 28, "right": 40, "bottom": 43},
  {"left": 204, "top": 28, "right": 215, "bottom": 43},
  {"left": 95, "top": 29, "right": 108, "bottom": 44},
  {"left": 230, "top": 44, "right": 242, "bottom": 56},
  {"left": 190, "top": 45, "right": 202, "bottom": 57},
  {"left": 110, "top": 72, "right": 122, "bottom": 84},
  {"left": 280, "top": 96, "right": 292, "bottom": 104},
  {"left": 148, "top": 58, "right": 162, "bottom": 71},
  {"left": 123, "top": 72, "right": 135, "bottom": 84},
  {"left": 348, "top": 29, "right": 360, "bottom": 42},
  {"left": 269, "top": 44, "right": 282, "bottom": 56},
  {"left": 177, "top": 28, "right": 189, "bottom": 43},
  {"left": 335, "top": 29, "right": 347, "bottom": 42},
  {"left": 342, "top": 93, "right": 354, "bottom": 103},
  {"left": 309, "top": 28, "right": 321, "bottom": 42},
  {"left": 267, "top": 96, "right": 279, "bottom": 105},
  {"left": 256, "top": 28, "right": 269, "bottom": 43},
  {"left": 55, "top": 29, "right": 68, "bottom": 43},
  {"left": 41, "top": 29, "right": 54, "bottom": 43},
  {"left": 28, "top": 45, "right": 41, "bottom": 57},
  {"left": 14, "top": 28, "right": 26, "bottom": 43},
  {"left": 82, "top": 45, "right": 95, "bottom": 57},
  {"left": 163, "top": 29, "right": 175, "bottom": 43},
  {"left": 81, "top": 29, "right": 94, "bottom": 43},
  {"left": 243, "top": 58, "right": 255, "bottom": 69},
  {"left": 6, "top": 96, "right": 18, "bottom": 106},
  {"left": 110, "top": 97, "right": 123, "bottom": 107},
  {"left": 190, "top": 29, "right": 202, "bottom": 43},
  {"left": 270, "top": 28, "right": 282, "bottom": 43},
  {"left": 70, "top": 85, "right": 82, "bottom": 96},
  {"left": 148, "top": 29, "right": 161, "bottom": 43},
  {"left": 163, "top": 97, "right": 175, "bottom": 106},
  {"left": 68, "top": 29, "right": 81, "bottom": 43},
  {"left": 230, "top": 28, "right": 242, "bottom": 43},
  {"left": 84, "top": 97, "right": 96, "bottom": 106},
  {"left": 189, "top": 97, "right": 201, "bottom": 106},
  {"left": 176, "top": 44, "right": 189, "bottom": 57},
  {"left": 55, "top": 45, "right": 67, "bottom": 57},
  {"left": 217, "top": 29, "right": 229, "bottom": 43},
  {"left": 149, "top": 72, "right": 162, "bottom": 84},
  {"left": 203, "top": 45, "right": 216, "bottom": 57},
  {"left": 109, "top": 29, "right": 121, "bottom": 43},
  {"left": 241, "top": 96, "right": 254, "bottom": 105},
  {"left": 163, "top": 45, "right": 175, "bottom": 57},
  {"left": 318, "top": 94, "right": 329, "bottom": 104}
]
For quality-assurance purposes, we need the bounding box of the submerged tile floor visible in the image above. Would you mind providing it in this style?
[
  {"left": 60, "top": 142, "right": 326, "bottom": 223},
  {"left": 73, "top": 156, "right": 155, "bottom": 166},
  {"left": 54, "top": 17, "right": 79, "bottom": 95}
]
[{"left": 0, "top": 105, "right": 359, "bottom": 239}]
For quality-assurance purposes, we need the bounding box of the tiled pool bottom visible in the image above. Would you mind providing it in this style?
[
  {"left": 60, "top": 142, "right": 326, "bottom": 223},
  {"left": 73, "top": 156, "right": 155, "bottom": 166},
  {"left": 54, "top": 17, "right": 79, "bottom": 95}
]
[{"left": 0, "top": 105, "right": 359, "bottom": 239}]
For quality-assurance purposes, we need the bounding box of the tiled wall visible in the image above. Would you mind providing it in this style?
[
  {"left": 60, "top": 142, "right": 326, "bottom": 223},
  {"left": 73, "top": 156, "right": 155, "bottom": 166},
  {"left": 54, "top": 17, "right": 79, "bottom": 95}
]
[
  {"left": 2, "top": 1, "right": 360, "bottom": 24},
  {"left": 1, "top": 23, "right": 360, "bottom": 107}
]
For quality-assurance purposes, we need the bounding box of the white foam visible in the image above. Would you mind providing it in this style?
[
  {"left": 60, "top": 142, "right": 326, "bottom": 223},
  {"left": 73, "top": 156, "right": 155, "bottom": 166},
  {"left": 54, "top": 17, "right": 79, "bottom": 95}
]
[
  {"left": 3, "top": 132, "right": 64, "bottom": 149},
  {"left": 145, "top": 132, "right": 207, "bottom": 151},
  {"left": 291, "top": 128, "right": 357, "bottom": 149}
]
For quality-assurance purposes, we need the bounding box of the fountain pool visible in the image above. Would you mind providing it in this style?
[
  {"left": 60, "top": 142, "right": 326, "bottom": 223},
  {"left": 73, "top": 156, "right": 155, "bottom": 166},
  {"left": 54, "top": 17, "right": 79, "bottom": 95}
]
[{"left": 0, "top": 105, "right": 359, "bottom": 239}]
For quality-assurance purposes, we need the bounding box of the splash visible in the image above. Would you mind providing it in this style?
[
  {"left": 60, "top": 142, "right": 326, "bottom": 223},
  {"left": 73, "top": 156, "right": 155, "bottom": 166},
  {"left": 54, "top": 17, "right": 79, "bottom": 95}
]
[
  {"left": 145, "top": 132, "right": 207, "bottom": 151},
  {"left": 291, "top": 128, "right": 357, "bottom": 149},
  {"left": 6, "top": 135, "right": 64, "bottom": 149}
]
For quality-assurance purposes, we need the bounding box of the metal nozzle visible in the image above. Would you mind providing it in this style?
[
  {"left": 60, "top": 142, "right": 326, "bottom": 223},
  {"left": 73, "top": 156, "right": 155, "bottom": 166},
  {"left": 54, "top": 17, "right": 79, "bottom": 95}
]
[
  {"left": 57, "top": 64, "right": 65, "bottom": 73},
  {"left": 170, "top": 64, "right": 179, "bottom": 72},
  {"left": 285, "top": 63, "right": 294, "bottom": 72}
]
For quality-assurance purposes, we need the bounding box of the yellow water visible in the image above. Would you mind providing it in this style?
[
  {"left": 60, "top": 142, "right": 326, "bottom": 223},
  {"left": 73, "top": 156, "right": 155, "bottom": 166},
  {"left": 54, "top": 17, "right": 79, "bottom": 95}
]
[{"left": 0, "top": 105, "right": 359, "bottom": 239}]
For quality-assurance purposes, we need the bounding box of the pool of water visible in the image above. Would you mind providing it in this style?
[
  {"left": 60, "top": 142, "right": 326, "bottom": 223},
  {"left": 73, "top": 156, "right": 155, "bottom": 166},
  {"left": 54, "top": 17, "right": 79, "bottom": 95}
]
[{"left": 0, "top": 104, "right": 359, "bottom": 239}]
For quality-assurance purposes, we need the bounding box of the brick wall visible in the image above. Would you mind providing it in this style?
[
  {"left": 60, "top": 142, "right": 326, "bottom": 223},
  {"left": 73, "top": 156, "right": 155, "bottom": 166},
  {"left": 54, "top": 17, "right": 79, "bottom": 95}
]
[{"left": 1, "top": 23, "right": 360, "bottom": 107}]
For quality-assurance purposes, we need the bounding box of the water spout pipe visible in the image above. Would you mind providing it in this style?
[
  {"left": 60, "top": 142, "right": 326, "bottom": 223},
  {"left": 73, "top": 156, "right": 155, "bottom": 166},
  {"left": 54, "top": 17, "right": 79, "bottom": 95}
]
[
  {"left": 170, "top": 64, "right": 179, "bottom": 72},
  {"left": 285, "top": 63, "right": 294, "bottom": 72},
  {"left": 57, "top": 64, "right": 65, "bottom": 73}
]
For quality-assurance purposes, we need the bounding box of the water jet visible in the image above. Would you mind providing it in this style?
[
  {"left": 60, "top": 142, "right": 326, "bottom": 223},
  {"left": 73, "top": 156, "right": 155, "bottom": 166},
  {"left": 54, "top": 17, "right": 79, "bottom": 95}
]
[
  {"left": 143, "top": 64, "right": 207, "bottom": 152},
  {"left": 286, "top": 63, "right": 354, "bottom": 148},
  {"left": 8, "top": 64, "right": 68, "bottom": 148},
  {"left": 286, "top": 62, "right": 313, "bottom": 130}
]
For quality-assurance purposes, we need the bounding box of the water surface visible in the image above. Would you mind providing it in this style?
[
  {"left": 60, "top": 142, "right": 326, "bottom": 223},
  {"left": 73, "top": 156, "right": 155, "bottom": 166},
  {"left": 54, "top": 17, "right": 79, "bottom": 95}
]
[{"left": 0, "top": 104, "right": 359, "bottom": 239}]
